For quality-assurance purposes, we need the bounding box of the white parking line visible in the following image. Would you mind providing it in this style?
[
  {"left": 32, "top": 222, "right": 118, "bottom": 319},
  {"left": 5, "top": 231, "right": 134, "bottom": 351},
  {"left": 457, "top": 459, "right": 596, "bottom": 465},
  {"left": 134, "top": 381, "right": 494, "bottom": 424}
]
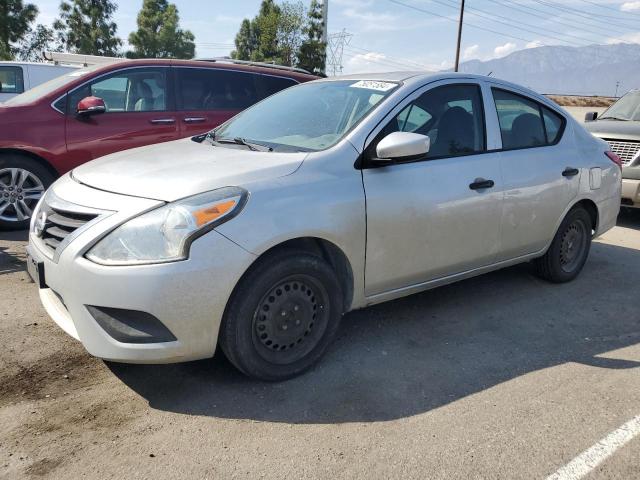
[{"left": 546, "top": 415, "right": 640, "bottom": 480}]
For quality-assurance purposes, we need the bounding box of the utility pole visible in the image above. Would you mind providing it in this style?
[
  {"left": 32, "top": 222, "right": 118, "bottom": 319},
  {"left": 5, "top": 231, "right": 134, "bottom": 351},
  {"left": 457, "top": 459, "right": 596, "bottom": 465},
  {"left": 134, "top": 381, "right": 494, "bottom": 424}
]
[
  {"left": 454, "top": 0, "right": 465, "bottom": 72},
  {"left": 322, "top": 0, "right": 328, "bottom": 45}
]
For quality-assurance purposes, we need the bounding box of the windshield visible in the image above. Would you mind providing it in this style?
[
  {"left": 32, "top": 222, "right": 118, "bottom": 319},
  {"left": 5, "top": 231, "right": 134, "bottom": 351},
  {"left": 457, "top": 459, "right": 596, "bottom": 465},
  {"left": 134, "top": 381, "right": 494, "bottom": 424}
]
[
  {"left": 213, "top": 80, "right": 399, "bottom": 152},
  {"left": 600, "top": 90, "right": 640, "bottom": 121},
  {"left": 4, "top": 65, "right": 97, "bottom": 106}
]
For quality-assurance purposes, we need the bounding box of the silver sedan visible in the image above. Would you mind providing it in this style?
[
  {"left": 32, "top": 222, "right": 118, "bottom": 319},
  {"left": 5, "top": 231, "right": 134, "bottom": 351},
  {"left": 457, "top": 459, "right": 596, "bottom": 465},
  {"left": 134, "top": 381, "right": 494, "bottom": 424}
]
[{"left": 27, "top": 72, "right": 621, "bottom": 381}]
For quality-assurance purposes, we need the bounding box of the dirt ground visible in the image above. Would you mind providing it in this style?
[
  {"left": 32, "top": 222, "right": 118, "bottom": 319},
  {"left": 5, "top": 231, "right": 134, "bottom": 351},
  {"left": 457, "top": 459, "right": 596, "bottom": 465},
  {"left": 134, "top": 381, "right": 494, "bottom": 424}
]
[{"left": 1, "top": 210, "right": 640, "bottom": 479}]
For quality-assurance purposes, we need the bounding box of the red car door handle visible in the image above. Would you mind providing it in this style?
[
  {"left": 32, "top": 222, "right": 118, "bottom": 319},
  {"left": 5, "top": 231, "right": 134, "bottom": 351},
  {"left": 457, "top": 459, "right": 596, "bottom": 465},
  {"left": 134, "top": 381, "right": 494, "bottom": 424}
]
[
  {"left": 150, "top": 118, "right": 176, "bottom": 125},
  {"left": 183, "top": 117, "right": 206, "bottom": 123}
]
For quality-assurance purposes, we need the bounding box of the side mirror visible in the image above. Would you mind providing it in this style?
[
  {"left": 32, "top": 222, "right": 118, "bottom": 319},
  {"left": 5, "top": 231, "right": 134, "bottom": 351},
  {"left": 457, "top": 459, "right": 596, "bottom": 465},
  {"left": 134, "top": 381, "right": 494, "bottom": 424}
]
[
  {"left": 77, "top": 96, "right": 106, "bottom": 116},
  {"left": 584, "top": 111, "right": 598, "bottom": 122},
  {"left": 373, "top": 132, "right": 430, "bottom": 164}
]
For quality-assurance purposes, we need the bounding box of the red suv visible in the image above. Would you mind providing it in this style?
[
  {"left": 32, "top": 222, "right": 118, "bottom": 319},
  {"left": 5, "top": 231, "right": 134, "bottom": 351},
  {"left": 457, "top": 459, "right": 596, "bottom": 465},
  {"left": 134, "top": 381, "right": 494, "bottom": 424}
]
[{"left": 0, "top": 59, "right": 317, "bottom": 229}]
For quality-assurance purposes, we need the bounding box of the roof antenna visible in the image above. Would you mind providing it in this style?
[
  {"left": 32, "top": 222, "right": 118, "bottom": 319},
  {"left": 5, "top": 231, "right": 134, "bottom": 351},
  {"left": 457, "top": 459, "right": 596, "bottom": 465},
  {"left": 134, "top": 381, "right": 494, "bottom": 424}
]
[{"left": 487, "top": 71, "right": 493, "bottom": 77}]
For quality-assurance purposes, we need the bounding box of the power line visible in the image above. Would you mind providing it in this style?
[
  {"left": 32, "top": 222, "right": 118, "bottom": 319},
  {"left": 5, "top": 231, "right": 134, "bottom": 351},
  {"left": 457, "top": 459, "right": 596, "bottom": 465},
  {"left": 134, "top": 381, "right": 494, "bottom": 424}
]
[
  {"left": 387, "top": 0, "right": 538, "bottom": 44},
  {"left": 527, "top": 0, "right": 640, "bottom": 30},
  {"left": 486, "top": 0, "right": 629, "bottom": 37},
  {"left": 431, "top": 0, "right": 585, "bottom": 47},
  {"left": 575, "top": 0, "right": 640, "bottom": 17}
]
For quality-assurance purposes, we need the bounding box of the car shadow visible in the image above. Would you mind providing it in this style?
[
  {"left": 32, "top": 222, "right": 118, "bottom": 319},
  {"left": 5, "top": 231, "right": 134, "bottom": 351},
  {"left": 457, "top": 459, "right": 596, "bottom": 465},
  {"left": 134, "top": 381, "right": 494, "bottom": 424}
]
[
  {"left": 618, "top": 207, "right": 640, "bottom": 229},
  {"left": 0, "top": 230, "right": 29, "bottom": 276},
  {"left": 109, "top": 240, "right": 640, "bottom": 424}
]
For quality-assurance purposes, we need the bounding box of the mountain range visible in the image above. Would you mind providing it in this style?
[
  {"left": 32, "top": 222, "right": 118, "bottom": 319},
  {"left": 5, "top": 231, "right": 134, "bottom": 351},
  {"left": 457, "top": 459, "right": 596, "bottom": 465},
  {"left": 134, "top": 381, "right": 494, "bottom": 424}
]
[{"left": 457, "top": 43, "right": 640, "bottom": 96}]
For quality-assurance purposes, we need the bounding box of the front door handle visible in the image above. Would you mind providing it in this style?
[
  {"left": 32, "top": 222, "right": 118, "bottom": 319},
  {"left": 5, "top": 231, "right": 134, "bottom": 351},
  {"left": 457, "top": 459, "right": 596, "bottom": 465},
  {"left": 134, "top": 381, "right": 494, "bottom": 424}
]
[
  {"left": 469, "top": 178, "right": 495, "bottom": 190},
  {"left": 562, "top": 167, "right": 579, "bottom": 177},
  {"left": 184, "top": 117, "right": 206, "bottom": 123},
  {"left": 150, "top": 118, "right": 176, "bottom": 125}
]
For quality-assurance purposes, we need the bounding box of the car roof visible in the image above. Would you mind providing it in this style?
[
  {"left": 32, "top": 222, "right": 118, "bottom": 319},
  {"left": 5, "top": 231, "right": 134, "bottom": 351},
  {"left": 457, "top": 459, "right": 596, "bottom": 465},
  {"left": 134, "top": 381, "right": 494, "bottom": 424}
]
[
  {"left": 83, "top": 58, "right": 319, "bottom": 82},
  {"left": 0, "top": 61, "right": 79, "bottom": 68}
]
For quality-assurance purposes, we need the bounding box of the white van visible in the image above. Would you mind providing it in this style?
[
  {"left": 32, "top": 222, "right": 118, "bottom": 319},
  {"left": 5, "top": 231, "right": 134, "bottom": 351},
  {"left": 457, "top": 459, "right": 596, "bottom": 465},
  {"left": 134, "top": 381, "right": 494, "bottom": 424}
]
[{"left": 0, "top": 62, "right": 79, "bottom": 102}]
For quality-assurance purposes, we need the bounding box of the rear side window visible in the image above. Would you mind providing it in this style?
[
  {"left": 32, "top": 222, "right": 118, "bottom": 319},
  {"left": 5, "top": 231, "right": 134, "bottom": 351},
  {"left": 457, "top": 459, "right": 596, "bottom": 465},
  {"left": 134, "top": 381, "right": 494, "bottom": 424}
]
[
  {"left": 176, "top": 68, "right": 259, "bottom": 110},
  {"left": 492, "top": 88, "right": 565, "bottom": 149},
  {"left": 257, "top": 75, "right": 297, "bottom": 98},
  {"left": 0, "top": 66, "right": 24, "bottom": 94}
]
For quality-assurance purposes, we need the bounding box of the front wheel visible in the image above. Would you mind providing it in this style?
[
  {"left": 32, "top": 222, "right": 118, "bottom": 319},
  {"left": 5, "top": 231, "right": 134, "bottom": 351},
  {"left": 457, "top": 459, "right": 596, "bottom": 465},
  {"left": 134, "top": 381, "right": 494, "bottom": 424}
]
[
  {"left": 0, "top": 155, "right": 54, "bottom": 231},
  {"left": 219, "top": 251, "right": 343, "bottom": 381},
  {"left": 534, "top": 206, "right": 592, "bottom": 283}
]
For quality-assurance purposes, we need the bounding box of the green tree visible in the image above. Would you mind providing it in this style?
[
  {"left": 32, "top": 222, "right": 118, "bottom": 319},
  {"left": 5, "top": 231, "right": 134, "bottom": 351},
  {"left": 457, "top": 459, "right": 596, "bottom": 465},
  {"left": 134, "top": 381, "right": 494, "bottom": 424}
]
[
  {"left": 127, "top": 0, "right": 195, "bottom": 59},
  {"left": 277, "top": 2, "right": 304, "bottom": 67},
  {"left": 0, "top": 0, "right": 38, "bottom": 60},
  {"left": 297, "top": 0, "right": 326, "bottom": 74},
  {"left": 17, "top": 24, "right": 55, "bottom": 61},
  {"left": 232, "top": 0, "right": 281, "bottom": 63},
  {"left": 53, "top": 0, "right": 122, "bottom": 56}
]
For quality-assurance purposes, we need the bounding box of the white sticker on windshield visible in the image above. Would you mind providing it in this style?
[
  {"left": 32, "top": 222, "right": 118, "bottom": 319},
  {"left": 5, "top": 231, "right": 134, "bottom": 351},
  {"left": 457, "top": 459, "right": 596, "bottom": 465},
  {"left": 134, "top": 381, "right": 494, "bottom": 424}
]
[{"left": 349, "top": 80, "right": 396, "bottom": 91}]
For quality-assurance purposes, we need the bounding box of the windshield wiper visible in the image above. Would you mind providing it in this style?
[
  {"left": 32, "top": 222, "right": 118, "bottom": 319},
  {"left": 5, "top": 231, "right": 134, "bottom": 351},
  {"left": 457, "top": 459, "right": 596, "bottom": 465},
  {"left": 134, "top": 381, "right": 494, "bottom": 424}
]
[
  {"left": 215, "top": 137, "right": 273, "bottom": 152},
  {"left": 598, "top": 116, "right": 629, "bottom": 121}
]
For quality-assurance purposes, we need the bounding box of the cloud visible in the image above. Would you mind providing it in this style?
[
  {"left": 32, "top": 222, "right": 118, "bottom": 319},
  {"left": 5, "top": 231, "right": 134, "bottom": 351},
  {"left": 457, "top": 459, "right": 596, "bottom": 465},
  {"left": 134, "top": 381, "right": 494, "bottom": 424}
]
[
  {"left": 463, "top": 44, "right": 480, "bottom": 60},
  {"left": 493, "top": 42, "right": 517, "bottom": 58},
  {"left": 344, "top": 52, "right": 395, "bottom": 74},
  {"left": 606, "top": 32, "right": 640, "bottom": 44},
  {"left": 621, "top": 1, "right": 640, "bottom": 11},
  {"left": 526, "top": 40, "right": 543, "bottom": 49}
]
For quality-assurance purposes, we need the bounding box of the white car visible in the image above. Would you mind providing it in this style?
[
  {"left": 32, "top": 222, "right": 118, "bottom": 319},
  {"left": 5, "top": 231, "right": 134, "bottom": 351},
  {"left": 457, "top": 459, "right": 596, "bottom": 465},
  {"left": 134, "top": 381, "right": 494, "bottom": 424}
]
[
  {"left": 0, "top": 62, "right": 78, "bottom": 102},
  {"left": 27, "top": 72, "right": 621, "bottom": 381}
]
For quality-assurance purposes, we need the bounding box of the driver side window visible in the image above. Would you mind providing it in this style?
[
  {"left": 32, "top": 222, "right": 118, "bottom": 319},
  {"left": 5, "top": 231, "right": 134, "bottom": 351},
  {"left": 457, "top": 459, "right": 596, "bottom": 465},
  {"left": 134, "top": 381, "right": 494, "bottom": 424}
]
[
  {"left": 68, "top": 68, "right": 168, "bottom": 114},
  {"left": 370, "top": 83, "right": 486, "bottom": 160}
]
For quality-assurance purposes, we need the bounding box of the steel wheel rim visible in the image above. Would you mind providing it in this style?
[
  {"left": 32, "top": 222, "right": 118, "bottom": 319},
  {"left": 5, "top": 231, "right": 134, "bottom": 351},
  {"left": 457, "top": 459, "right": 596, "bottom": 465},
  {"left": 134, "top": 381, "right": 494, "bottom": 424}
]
[
  {"left": 0, "top": 168, "right": 45, "bottom": 222},
  {"left": 251, "top": 274, "right": 330, "bottom": 365},
  {"left": 559, "top": 218, "right": 587, "bottom": 273}
]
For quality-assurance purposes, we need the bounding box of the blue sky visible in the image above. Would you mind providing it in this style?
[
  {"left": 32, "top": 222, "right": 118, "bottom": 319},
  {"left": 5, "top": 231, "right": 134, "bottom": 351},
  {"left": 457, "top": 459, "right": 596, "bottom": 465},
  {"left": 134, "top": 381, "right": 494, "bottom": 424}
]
[{"left": 34, "top": 0, "right": 640, "bottom": 73}]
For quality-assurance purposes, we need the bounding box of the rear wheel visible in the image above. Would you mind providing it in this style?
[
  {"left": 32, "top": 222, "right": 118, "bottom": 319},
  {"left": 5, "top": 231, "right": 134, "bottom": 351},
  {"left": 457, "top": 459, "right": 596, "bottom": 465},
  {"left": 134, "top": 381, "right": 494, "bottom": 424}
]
[
  {"left": 220, "top": 251, "right": 343, "bottom": 381},
  {"left": 0, "top": 155, "right": 54, "bottom": 231},
  {"left": 534, "top": 206, "right": 592, "bottom": 283}
]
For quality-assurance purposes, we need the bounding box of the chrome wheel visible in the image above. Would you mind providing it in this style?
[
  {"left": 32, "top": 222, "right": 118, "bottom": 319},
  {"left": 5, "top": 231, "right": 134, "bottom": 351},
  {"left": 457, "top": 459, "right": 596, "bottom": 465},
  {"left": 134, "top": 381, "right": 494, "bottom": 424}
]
[
  {"left": 559, "top": 218, "right": 588, "bottom": 273},
  {"left": 0, "top": 168, "right": 45, "bottom": 223},
  {"left": 252, "top": 274, "right": 330, "bottom": 365}
]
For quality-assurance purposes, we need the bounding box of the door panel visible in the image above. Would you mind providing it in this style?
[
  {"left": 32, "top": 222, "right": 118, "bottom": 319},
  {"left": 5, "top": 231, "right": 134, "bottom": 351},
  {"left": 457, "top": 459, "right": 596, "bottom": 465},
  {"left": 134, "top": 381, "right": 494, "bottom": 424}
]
[
  {"left": 497, "top": 144, "right": 580, "bottom": 260},
  {"left": 362, "top": 82, "right": 504, "bottom": 296},
  {"left": 364, "top": 154, "right": 503, "bottom": 295},
  {"left": 489, "top": 88, "right": 580, "bottom": 260},
  {"left": 64, "top": 67, "right": 179, "bottom": 169}
]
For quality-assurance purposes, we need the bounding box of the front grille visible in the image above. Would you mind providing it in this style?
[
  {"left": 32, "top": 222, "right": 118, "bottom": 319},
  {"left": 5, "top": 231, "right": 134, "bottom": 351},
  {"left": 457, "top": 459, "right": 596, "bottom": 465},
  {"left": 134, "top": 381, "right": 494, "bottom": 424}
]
[
  {"left": 40, "top": 207, "right": 98, "bottom": 254},
  {"left": 604, "top": 138, "right": 640, "bottom": 166}
]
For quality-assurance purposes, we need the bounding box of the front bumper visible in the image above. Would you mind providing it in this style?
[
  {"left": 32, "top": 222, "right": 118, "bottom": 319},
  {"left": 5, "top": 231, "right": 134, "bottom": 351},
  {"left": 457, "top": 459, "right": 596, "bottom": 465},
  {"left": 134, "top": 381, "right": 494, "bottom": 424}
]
[
  {"left": 621, "top": 178, "right": 640, "bottom": 208},
  {"left": 28, "top": 176, "right": 256, "bottom": 363}
]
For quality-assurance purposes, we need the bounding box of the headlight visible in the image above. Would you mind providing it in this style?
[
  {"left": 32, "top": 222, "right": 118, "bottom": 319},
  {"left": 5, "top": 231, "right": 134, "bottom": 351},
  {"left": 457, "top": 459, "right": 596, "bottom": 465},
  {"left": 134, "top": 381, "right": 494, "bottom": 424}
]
[{"left": 86, "top": 187, "right": 247, "bottom": 266}]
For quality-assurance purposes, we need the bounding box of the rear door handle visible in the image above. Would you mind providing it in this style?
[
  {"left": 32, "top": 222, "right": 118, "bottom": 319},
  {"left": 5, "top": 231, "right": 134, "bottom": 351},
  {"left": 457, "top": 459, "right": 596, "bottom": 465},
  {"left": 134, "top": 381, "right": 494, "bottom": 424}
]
[
  {"left": 150, "top": 118, "right": 176, "bottom": 125},
  {"left": 469, "top": 178, "right": 495, "bottom": 190},
  {"left": 562, "top": 167, "right": 579, "bottom": 177},
  {"left": 184, "top": 117, "right": 206, "bottom": 123}
]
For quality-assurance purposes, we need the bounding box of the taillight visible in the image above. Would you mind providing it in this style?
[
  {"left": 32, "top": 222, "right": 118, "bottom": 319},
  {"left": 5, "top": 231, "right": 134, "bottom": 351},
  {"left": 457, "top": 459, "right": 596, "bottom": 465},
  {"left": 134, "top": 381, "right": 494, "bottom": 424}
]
[{"left": 605, "top": 151, "right": 622, "bottom": 169}]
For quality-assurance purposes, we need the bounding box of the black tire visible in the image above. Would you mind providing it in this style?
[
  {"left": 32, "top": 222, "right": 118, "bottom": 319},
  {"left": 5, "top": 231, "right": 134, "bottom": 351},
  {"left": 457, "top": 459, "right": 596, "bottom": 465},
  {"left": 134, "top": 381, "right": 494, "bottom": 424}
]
[
  {"left": 534, "top": 206, "right": 592, "bottom": 283},
  {"left": 219, "top": 250, "right": 343, "bottom": 381},
  {"left": 0, "top": 154, "right": 55, "bottom": 231}
]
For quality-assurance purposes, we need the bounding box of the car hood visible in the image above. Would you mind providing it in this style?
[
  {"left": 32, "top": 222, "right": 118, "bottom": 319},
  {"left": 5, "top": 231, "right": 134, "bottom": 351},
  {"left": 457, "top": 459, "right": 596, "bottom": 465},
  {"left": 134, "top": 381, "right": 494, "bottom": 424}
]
[
  {"left": 584, "top": 120, "right": 640, "bottom": 141},
  {"left": 72, "top": 138, "right": 307, "bottom": 202}
]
